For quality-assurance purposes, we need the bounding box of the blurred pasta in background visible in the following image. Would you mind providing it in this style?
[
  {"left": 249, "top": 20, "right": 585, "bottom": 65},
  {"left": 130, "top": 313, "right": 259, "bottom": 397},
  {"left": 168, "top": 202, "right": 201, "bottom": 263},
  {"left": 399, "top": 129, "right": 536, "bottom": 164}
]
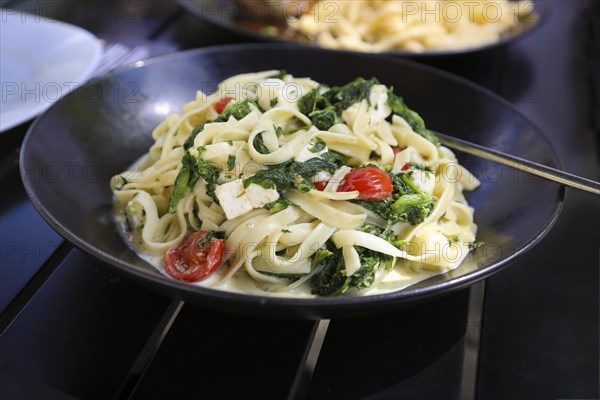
[{"left": 290, "top": 0, "right": 537, "bottom": 52}]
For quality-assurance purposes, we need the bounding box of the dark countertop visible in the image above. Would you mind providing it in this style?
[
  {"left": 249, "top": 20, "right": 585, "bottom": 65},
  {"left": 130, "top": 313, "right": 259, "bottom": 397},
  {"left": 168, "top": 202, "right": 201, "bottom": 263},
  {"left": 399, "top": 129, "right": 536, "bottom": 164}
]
[{"left": 0, "top": 1, "right": 598, "bottom": 399}]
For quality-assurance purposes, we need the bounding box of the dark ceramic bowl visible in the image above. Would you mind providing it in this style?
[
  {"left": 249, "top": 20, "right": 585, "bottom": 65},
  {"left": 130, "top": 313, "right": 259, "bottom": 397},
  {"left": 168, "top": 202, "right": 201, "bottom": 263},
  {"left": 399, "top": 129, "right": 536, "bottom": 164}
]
[
  {"left": 177, "top": 0, "right": 549, "bottom": 58},
  {"left": 21, "top": 44, "right": 563, "bottom": 318}
]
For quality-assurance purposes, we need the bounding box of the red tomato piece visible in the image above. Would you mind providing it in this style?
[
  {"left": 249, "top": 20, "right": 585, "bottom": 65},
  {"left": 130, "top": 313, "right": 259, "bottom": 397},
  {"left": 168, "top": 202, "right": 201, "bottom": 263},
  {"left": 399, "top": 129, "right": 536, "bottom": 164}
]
[
  {"left": 401, "top": 162, "right": 411, "bottom": 171},
  {"left": 337, "top": 167, "right": 393, "bottom": 200},
  {"left": 215, "top": 97, "right": 233, "bottom": 114},
  {"left": 314, "top": 181, "right": 328, "bottom": 191},
  {"left": 392, "top": 146, "right": 406, "bottom": 156},
  {"left": 164, "top": 231, "right": 225, "bottom": 282}
]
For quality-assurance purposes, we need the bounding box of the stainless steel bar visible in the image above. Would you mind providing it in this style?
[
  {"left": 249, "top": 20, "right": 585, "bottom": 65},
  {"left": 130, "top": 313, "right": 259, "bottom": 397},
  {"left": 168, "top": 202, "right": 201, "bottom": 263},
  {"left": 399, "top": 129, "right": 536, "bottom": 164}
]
[
  {"left": 459, "top": 282, "right": 486, "bottom": 400},
  {"left": 287, "top": 319, "right": 330, "bottom": 400}
]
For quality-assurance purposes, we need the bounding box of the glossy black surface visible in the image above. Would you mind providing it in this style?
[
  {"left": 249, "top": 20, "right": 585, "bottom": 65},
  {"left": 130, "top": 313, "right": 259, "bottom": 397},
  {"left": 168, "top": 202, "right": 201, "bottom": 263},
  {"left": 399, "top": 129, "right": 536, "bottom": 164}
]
[
  {"left": 308, "top": 289, "right": 470, "bottom": 399},
  {"left": 21, "top": 44, "right": 563, "bottom": 318},
  {"left": 0, "top": 248, "right": 172, "bottom": 399},
  {"left": 0, "top": 130, "right": 63, "bottom": 313},
  {"left": 133, "top": 304, "right": 316, "bottom": 399}
]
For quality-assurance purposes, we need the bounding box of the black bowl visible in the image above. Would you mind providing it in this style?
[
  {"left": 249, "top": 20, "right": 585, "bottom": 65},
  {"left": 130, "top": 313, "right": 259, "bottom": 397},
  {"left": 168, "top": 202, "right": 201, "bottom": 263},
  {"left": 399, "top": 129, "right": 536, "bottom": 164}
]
[
  {"left": 20, "top": 44, "right": 563, "bottom": 318},
  {"left": 177, "top": 0, "right": 550, "bottom": 58}
]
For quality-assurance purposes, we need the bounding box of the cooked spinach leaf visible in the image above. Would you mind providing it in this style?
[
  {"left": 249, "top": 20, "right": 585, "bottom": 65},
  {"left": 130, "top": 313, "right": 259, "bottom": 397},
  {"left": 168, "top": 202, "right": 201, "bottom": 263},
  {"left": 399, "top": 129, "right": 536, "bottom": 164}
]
[
  {"left": 297, "top": 78, "right": 378, "bottom": 130},
  {"left": 310, "top": 108, "right": 341, "bottom": 130},
  {"left": 168, "top": 146, "right": 220, "bottom": 213},
  {"left": 243, "top": 153, "right": 340, "bottom": 193},
  {"left": 227, "top": 154, "right": 236, "bottom": 171},
  {"left": 467, "top": 241, "right": 484, "bottom": 251},
  {"left": 168, "top": 154, "right": 193, "bottom": 214},
  {"left": 311, "top": 246, "right": 350, "bottom": 296},
  {"left": 197, "top": 230, "right": 225, "bottom": 248},
  {"left": 390, "top": 193, "right": 434, "bottom": 225},
  {"left": 184, "top": 100, "right": 253, "bottom": 150},
  {"left": 349, "top": 225, "right": 396, "bottom": 290},
  {"left": 355, "top": 171, "right": 434, "bottom": 225},
  {"left": 310, "top": 225, "right": 397, "bottom": 296},
  {"left": 266, "top": 69, "right": 287, "bottom": 80},
  {"left": 253, "top": 132, "right": 272, "bottom": 154},
  {"left": 325, "top": 77, "right": 379, "bottom": 112},
  {"left": 265, "top": 198, "right": 299, "bottom": 213},
  {"left": 299, "top": 77, "right": 440, "bottom": 147},
  {"left": 386, "top": 88, "right": 440, "bottom": 147},
  {"left": 170, "top": 101, "right": 255, "bottom": 212},
  {"left": 244, "top": 167, "right": 292, "bottom": 191},
  {"left": 308, "top": 137, "right": 327, "bottom": 153}
]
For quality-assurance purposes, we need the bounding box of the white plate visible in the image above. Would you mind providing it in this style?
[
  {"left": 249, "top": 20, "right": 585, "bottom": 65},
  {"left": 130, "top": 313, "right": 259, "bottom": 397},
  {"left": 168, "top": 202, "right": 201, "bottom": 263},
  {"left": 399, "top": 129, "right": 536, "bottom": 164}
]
[{"left": 0, "top": 10, "right": 102, "bottom": 132}]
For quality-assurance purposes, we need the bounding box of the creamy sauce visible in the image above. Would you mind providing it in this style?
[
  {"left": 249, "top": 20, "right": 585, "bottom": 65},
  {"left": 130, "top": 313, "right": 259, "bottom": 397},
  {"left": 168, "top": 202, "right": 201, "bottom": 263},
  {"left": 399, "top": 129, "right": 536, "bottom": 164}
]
[{"left": 115, "top": 208, "right": 450, "bottom": 298}]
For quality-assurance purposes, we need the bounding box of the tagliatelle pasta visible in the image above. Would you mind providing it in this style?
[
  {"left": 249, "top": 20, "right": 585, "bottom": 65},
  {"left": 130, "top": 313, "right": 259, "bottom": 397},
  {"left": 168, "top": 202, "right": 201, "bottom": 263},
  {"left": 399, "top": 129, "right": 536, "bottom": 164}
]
[
  {"left": 289, "top": 0, "right": 536, "bottom": 53},
  {"left": 111, "top": 71, "right": 481, "bottom": 297}
]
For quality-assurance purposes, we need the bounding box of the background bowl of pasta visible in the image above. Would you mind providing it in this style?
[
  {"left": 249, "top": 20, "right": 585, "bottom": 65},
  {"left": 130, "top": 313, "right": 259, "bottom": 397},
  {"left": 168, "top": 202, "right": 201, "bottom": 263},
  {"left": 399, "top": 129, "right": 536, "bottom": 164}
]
[
  {"left": 178, "top": 0, "right": 548, "bottom": 57},
  {"left": 21, "top": 44, "right": 563, "bottom": 318}
]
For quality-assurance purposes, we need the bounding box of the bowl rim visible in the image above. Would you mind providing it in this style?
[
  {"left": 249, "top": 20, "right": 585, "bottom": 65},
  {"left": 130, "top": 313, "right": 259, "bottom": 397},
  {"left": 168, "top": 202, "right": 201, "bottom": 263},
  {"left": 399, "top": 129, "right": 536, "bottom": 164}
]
[{"left": 20, "top": 43, "right": 565, "bottom": 313}]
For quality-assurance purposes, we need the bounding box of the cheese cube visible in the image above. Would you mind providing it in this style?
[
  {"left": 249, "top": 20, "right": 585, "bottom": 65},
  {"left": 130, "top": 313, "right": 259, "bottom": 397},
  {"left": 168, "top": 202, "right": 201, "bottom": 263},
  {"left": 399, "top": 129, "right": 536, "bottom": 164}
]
[
  {"left": 245, "top": 183, "right": 280, "bottom": 208},
  {"left": 215, "top": 180, "right": 253, "bottom": 220},
  {"left": 202, "top": 142, "right": 235, "bottom": 163},
  {"left": 410, "top": 170, "right": 435, "bottom": 194},
  {"left": 369, "top": 84, "right": 392, "bottom": 124}
]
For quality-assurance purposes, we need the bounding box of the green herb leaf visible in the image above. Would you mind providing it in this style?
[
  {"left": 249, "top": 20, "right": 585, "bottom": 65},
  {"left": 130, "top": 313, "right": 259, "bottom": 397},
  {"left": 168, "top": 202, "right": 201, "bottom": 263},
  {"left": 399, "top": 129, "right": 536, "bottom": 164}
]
[
  {"left": 168, "top": 155, "right": 193, "bottom": 213},
  {"left": 227, "top": 154, "right": 236, "bottom": 171},
  {"left": 168, "top": 147, "right": 221, "bottom": 213},
  {"left": 309, "top": 108, "right": 340, "bottom": 130},
  {"left": 266, "top": 69, "right": 287, "bottom": 80},
  {"left": 197, "top": 230, "right": 225, "bottom": 248},
  {"left": 355, "top": 172, "right": 434, "bottom": 226},
  {"left": 467, "top": 241, "right": 484, "bottom": 251},
  {"left": 115, "top": 175, "right": 129, "bottom": 190},
  {"left": 390, "top": 193, "right": 434, "bottom": 225},
  {"left": 244, "top": 167, "right": 292, "bottom": 191},
  {"left": 325, "top": 77, "right": 379, "bottom": 112},
  {"left": 310, "top": 247, "right": 350, "bottom": 296},
  {"left": 253, "top": 132, "right": 272, "bottom": 154},
  {"left": 308, "top": 137, "right": 327, "bottom": 153},
  {"left": 349, "top": 225, "right": 396, "bottom": 290},
  {"left": 298, "top": 78, "right": 378, "bottom": 130},
  {"left": 264, "top": 198, "right": 298, "bottom": 213},
  {"left": 243, "top": 155, "right": 339, "bottom": 192},
  {"left": 194, "top": 147, "right": 220, "bottom": 204},
  {"left": 386, "top": 88, "right": 440, "bottom": 147},
  {"left": 185, "top": 100, "right": 253, "bottom": 150}
]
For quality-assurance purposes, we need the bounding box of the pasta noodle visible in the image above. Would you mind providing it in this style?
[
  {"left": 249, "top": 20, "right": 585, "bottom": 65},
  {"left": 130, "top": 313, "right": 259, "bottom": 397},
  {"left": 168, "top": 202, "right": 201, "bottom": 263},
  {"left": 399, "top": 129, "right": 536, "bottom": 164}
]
[
  {"left": 111, "top": 71, "right": 480, "bottom": 297},
  {"left": 289, "top": 0, "right": 536, "bottom": 53}
]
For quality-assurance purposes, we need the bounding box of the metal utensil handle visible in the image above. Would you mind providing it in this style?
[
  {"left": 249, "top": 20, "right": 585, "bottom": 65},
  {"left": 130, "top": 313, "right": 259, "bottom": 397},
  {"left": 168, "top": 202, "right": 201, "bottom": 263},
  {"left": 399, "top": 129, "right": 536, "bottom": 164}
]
[{"left": 435, "top": 132, "right": 600, "bottom": 195}]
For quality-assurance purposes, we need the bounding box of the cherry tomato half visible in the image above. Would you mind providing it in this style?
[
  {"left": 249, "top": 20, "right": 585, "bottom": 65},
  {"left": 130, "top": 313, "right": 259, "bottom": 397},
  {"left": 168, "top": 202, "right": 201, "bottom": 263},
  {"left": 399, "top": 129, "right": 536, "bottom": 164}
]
[
  {"left": 164, "top": 231, "right": 225, "bottom": 282},
  {"left": 215, "top": 97, "right": 233, "bottom": 114},
  {"left": 337, "top": 167, "right": 393, "bottom": 200},
  {"left": 314, "top": 181, "right": 328, "bottom": 191}
]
